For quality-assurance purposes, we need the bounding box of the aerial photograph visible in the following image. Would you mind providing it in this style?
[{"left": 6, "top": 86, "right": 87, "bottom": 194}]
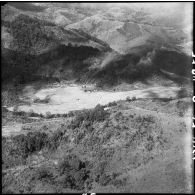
[{"left": 1, "top": 2, "right": 193, "bottom": 193}]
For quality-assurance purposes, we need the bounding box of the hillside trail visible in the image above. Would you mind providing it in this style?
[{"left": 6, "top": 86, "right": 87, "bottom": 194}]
[
  {"left": 3, "top": 158, "right": 59, "bottom": 175},
  {"left": 2, "top": 118, "right": 66, "bottom": 137}
]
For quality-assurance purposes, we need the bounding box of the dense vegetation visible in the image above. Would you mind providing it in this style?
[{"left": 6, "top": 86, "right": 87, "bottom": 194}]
[
  {"left": 69, "top": 104, "right": 109, "bottom": 129},
  {"left": 2, "top": 91, "right": 191, "bottom": 191},
  {"left": 2, "top": 44, "right": 101, "bottom": 85},
  {"left": 89, "top": 52, "right": 156, "bottom": 86},
  {"left": 2, "top": 96, "right": 191, "bottom": 193},
  {"left": 2, "top": 14, "right": 191, "bottom": 87},
  {"left": 4, "top": 14, "right": 55, "bottom": 54},
  {"left": 2, "top": 104, "right": 109, "bottom": 168},
  {"left": 153, "top": 49, "right": 191, "bottom": 77},
  {"left": 88, "top": 48, "right": 191, "bottom": 86},
  {"left": 2, "top": 14, "right": 102, "bottom": 85},
  {"left": 2, "top": 104, "right": 111, "bottom": 193},
  {"left": 2, "top": 14, "right": 53, "bottom": 84},
  {"left": 2, "top": 49, "right": 37, "bottom": 84}
]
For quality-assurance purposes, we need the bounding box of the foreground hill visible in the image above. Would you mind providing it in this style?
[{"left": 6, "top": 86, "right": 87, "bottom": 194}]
[{"left": 2, "top": 98, "right": 192, "bottom": 193}]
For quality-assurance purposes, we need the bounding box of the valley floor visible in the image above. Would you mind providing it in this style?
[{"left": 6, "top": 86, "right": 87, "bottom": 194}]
[{"left": 6, "top": 82, "right": 183, "bottom": 115}]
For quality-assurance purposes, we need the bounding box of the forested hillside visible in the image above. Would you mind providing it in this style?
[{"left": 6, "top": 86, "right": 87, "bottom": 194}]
[
  {"left": 1, "top": 3, "right": 192, "bottom": 87},
  {"left": 1, "top": 14, "right": 111, "bottom": 85}
]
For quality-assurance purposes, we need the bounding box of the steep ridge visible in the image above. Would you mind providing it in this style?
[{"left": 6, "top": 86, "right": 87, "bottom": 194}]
[
  {"left": 2, "top": 14, "right": 111, "bottom": 54},
  {"left": 1, "top": 12, "right": 111, "bottom": 84}
]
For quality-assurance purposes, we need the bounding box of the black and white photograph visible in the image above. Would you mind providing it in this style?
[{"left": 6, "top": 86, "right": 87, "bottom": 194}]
[{"left": 1, "top": 1, "right": 194, "bottom": 193}]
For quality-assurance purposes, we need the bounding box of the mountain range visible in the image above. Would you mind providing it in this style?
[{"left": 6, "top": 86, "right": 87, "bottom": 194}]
[{"left": 1, "top": 2, "right": 193, "bottom": 86}]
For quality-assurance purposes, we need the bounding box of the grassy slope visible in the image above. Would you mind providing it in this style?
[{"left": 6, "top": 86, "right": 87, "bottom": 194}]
[{"left": 2, "top": 98, "right": 192, "bottom": 193}]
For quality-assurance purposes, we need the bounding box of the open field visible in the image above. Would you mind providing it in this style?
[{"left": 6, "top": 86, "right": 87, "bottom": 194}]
[{"left": 6, "top": 84, "right": 183, "bottom": 115}]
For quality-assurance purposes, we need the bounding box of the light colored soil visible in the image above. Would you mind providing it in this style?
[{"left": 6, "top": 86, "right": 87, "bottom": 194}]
[{"left": 7, "top": 84, "right": 181, "bottom": 115}]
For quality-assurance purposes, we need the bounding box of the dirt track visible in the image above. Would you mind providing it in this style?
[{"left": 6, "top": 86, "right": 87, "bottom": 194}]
[{"left": 2, "top": 118, "right": 66, "bottom": 137}]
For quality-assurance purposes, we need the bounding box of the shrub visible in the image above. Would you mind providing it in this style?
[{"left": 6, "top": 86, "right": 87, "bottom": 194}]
[
  {"left": 178, "top": 111, "right": 184, "bottom": 117},
  {"left": 33, "top": 97, "right": 41, "bottom": 103},
  {"left": 62, "top": 113, "right": 68, "bottom": 117},
  {"left": 2, "top": 137, "right": 27, "bottom": 168},
  {"left": 92, "top": 160, "right": 108, "bottom": 182},
  {"left": 126, "top": 96, "right": 131, "bottom": 102},
  {"left": 56, "top": 113, "right": 62, "bottom": 117},
  {"left": 126, "top": 96, "right": 136, "bottom": 102},
  {"left": 70, "top": 104, "right": 109, "bottom": 129},
  {"left": 2, "top": 131, "right": 49, "bottom": 169},
  {"left": 21, "top": 124, "right": 33, "bottom": 131},
  {"left": 111, "top": 177, "right": 127, "bottom": 187},
  {"left": 47, "top": 130, "right": 64, "bottom": 151},
  {"left": 34, "top": 166, "right": 54, "bottom": 180},
  {"left": 169, "top": 96, "right": 173, "bottom": 100},
  {"left": 58, "top": 155, "right": 85, "bottom": 175},
  {"left": 132, "top": 96, "right": 136, "bottom": 101},
  {"left": 2, "top": 89, "right": 20, "bottom": 107},
  {"left": 59, "top": 175, "right": 76, "bottom": 189},
  {"left": 96, "top": 82, "right": 103, "bottom": 88},
  {"left": 34, "top": 95, "right": 50, "bottom": 104},
  {"left": 67, "top": 111, "right": 74, "bottom": 117},
  {"left": 43, "top": 95, "right": 51, "bottom": 103},
  {"left": 46, "top": 111, "right": 52, "bottom": 119},
  {"left": 15, "top": 110, "right": 26, "bottom": 117},
  {"left": 177, "top": 88, "right": 188, "bottom": 98},
  {"left": 135, "top": 115, "right": 155, "bottom": 124},
  {"left": 75, "top": 131, "right": 85, "bottom": 144},
  {"left": 99, "top": 173, "right": 112, "bottom": 186},
  {"left": 107, "top": 101, "right": 117, "bottom": 107},
  {"left": 13, "top": 105, "right": 18, "bottom": 113},
  {"left": 12, "top": 131, "right": 48, "bottom": 158},
  {"left": 57, "top": 155, "right": 90, "bottom": 190},
  {"left": 27, "top": 109, "right": 35, "bottom": 117}
]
